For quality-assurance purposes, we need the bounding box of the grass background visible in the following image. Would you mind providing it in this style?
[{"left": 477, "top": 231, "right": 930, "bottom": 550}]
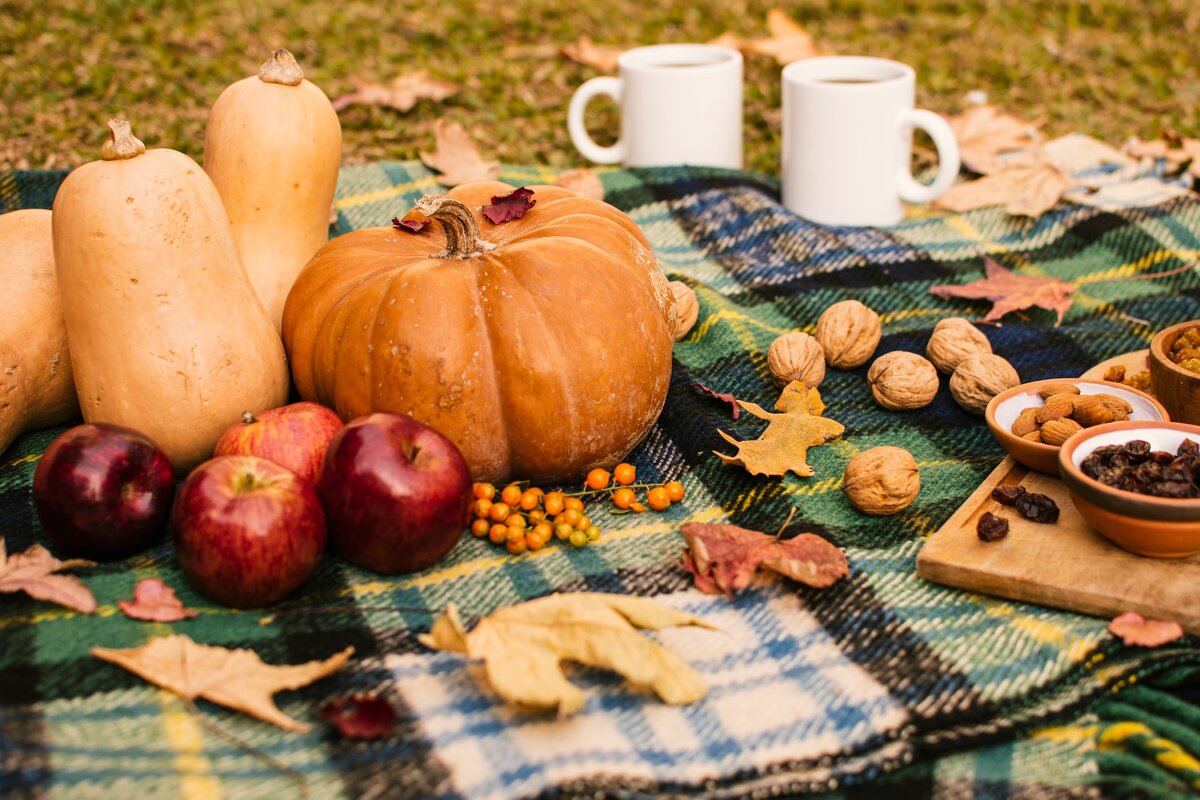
[{"left": 1, "top": 0, "right": 1197, "bottom": 174}]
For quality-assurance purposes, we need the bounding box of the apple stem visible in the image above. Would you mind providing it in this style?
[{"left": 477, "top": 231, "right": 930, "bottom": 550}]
[
  {"left": 408, "top": 444, "right": 422, "bottom": 462},
  {"left": 182, "top": 697, "right": 309, "bottom": 795},
  {"left": 242, "top": 411, "right": 258, "bottom": 425}
]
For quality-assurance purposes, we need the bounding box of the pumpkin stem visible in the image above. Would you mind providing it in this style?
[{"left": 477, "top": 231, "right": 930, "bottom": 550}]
[
  {"left": 100, "top": 119, "right": 146, "bottom": 161},
  {"left": 412, "top": 195, "right": 497, "bottom": 259},
  {"left": 258, "top": 48, "right": 304, "bottom": 86}
]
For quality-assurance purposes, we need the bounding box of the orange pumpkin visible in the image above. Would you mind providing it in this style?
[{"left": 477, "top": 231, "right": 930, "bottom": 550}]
[{"left": 282, "top": 181, "right": 676, "bottom": 484}]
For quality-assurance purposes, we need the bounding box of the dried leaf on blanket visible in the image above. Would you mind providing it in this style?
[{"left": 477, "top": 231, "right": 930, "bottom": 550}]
[
  {"left": 0, "top": 537, "right": 96, "bottom": 614},
  {"left": 934, "top": 165, "right": 1073, "bottom": 217},
  {"left": 118, "top": 579, "right": 197, "bottom": 622},
  {"left": 679, "top": 520, "right": 848, "bottom": 597},
  {"left": 929, "top": 256, "right": 1075, "bottom": 326},
  {"left": 714, "top": 382, "right": 843, "bottom": 477}
]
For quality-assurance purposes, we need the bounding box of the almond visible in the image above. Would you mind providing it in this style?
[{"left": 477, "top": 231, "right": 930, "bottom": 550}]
[
  {"left": 1096, "top": 393, "right": 1132, "bottom": 420},
  {"left": 1011, "top": 407, "right": 1040, "bottom": 437},
  {"left": 1035, "top": 394, "right": 1076, "bottom": 424},
  {"left": 1072, "top": 394, "right": 1116, "bottom": 427},
  {"left": 1040, "top": 417, "right": 1083, "bottom": 446},
  {"left": 1037, "top": 382, "right": 1081, "bottom": 399},
  {"left": 1022, "top": 430, "right": 1044, "bottom": 443}
]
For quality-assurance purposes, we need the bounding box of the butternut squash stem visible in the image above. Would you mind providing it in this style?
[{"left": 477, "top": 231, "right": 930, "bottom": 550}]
[
  {"left": 411, "top": 195, "right": 496, "bottom": 260},
  {"left": 258, "top": 48, "right": 304, "bottom": 86},
  {"left": 100, "top": 119, "right": 145, "bottom": 161}
]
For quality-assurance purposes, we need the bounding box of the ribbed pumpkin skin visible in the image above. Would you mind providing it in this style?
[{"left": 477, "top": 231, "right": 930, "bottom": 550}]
[{"left": 282, "top": 181, "right": 675, "bottom": 484}]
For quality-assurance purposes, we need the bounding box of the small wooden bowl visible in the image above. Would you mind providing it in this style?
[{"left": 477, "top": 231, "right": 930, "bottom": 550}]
[
  {"left": 1059, "top": 420, "right": 1200, "bottom": 558},
  {"left": 1150, "top": 321, "right": 1200, "bottom": 424},
  {"left": 985, "top": 378, "right": 1168, "bottom": 474}
]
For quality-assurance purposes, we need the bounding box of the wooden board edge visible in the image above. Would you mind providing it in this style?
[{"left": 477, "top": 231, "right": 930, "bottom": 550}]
[{"left": 916, "top": 456, "right": 1022, "bottom": 576}]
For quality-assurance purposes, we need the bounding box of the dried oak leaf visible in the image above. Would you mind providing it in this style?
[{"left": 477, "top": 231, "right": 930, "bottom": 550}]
[
  {"left": 419, "top": 119, "right": 499, "bottom": 187},
  {"left": 691, "top": 382, "right": 741, "bottom": 420},
  {"left": 929, "top": 256, "right": 1075, "bottom": 326},
  {"left": 320, "top": 695, "right": 396, "bottom": 740},
  {"left": 118, "top": 579, "right": 197, "bottom": 622},
  {"left": 679, "top": 521, "right": 848, "bottom": 597},
  {"left": 554, "top": 168, "right": 605, "bottom": 201},
  {"left": 946, "top": 104, "right": 1044, "bottom": 175},
  {"left": 331, "top": 71, "right": 459, "bottom": 113},
  {"left": 711, "top": 8, "right": 822, "bottom": 65},
  {"left": 1108, "top": 611, "right": 1185, "bottom": 648},
  {"left": 714, "top": 381, "right": 843, "bottom": 478},
  {"left": 560, "top": 35, "right": 624, "bottom": 73},
  {"left": 934, "top": 165, "right": 1074, "bottom": 217},
  {"left": 418, "top": 593, "right": 714, "bottom": 715},
  {"left": 91, "top": 635, "right": 354, "bottom": 732},
  {"left": 482, "top": 187, "right": 536, "bottom": 224},
  {"left": 0, "top": 537, "right": 96, "bottom": 614}
]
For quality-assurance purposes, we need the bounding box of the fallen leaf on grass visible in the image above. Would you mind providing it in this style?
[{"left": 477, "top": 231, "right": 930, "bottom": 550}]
[
  {"left": 929, "top": 256, "right": 1075, "bottom": 326},
  {"left": 419, "top": 593, "right": 714, "bottom": 715},
  {"left": 679, "top": 519, "right": 848, "bottom": 597},
  {"left": 482, "top": 187, "right": 536, "bottom": 224},
  {"left": 691, "top": 382, "right": 741, "bottom": 420},
  {"left": 712, "top": 8, "right": 822, "bottom": 65},
  {"left": 1108, "top": 611, "right": 1184, "bottom": 647},
  {"left": 92, "top": 635, "right": 353, "bottom": 732},
  {"left": 554, "top": 168, "right": 605, "bottom": 200},
  {"left": 560, "top": 35, "right": 624, "bottom": 73},
  {"left": 934, "top": 165, "right": 1074, "bottom": 217},
  {"left": 946, "top": 104, "right": 1043, "bottom": 175},
  {"left": 118, "top": 579, "right": 197, "bottom": 622},
  {"left": 0, "top": 537, "right": 96, "bottom": 614},
  {"left": 331, "top": 71, "right": 459, "bottom": 113},
  {"left": 320, "top": 695, "right": 396, "bottom": 740},
  {"left": 419, "top": 120, "right": 499, "bottom": 187},
  {"left": 715, "top": 382, "right": 843, "bottom": 478}
]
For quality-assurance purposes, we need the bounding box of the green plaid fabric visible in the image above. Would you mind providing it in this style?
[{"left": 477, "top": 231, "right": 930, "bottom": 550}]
[{"left": 2, "top": 162, "right": 1199, "bottom": 799}]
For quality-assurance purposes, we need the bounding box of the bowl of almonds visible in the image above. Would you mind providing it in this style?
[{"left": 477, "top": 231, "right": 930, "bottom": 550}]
[{"left": 985, "top": 378, "right": 1168, "bottom": 474}]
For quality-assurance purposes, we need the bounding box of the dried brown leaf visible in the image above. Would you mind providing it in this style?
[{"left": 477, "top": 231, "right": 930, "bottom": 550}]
[
  {"left": 560, "top": 35, "right": 624, "bottom": 73},
  {"left": 331, "top": 71, "right": 459, "bottom": 113},
  {"left": 679, "top": 521, "right": 848, "bottom": 597},
  {"left": 553, "top": 168, "right": 605, "bottom": 201},
  {"left": 118, "top": 579, "right": 198, "bottom": 623},
  {"left": 930, "top": 256, "right": 1075, "bottom": 326},
  {"left": 714, "top": 382, "right": 844, "bottom": 478},
  {"left": 0, "top": 537, "right": 96, "bottom": 614},
  {"left": 1108, "top": 611, "right": 1185, "bottom": 647},
  {"left": 934, "top": 165, "right": 1074, "bottom": 217},
  {"left": 419, "top": 120, "right": 499, "bottom": 187},
  {"left": 319, "top": 695, "right": 396, "bottom": 740},
  {"left": 946, "top": 105, "right": 1044, "bottom": 175},
  {"left": 710, "top": 8, "right": 822, "bottom": 65}
]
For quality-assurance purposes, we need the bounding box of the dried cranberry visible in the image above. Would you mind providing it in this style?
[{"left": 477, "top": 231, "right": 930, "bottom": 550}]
[
  {"left": 991, "top": 485, "right": 1027, "bottom": 506},
  {"left": 1015, "top": 492, "right": 1060, "bottom": 524},
  {"left": 977, "top": 512, "right": 1009, "bottom": 542}
]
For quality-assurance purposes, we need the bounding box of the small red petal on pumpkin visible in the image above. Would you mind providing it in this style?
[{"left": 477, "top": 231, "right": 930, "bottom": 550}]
[
  {"left": 690, "top": 383, "right": 741, "bottom": 420},
  {"left": 482, "top": 187, "right": 536, "bottom": 224},
  {"left": 392, "top": 212, "right": 431, "bottom": 233},
  {"left": 118, "top": 579, "right": 198, "bottom": 622},
  {"left": 1108, "top": 611, "right": 1185, "bottom": 647},
  {"left": 320, "top": 694, "right": 397, "bottom": 739}
]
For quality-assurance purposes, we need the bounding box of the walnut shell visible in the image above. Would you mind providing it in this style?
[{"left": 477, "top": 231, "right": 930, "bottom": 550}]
[
  {"left": 948, "top": 353, "right": 1020, "bottom": 415},
  {"left": 814, "top": 300, "right": 882, "bottom": 369},
  {"left": 1040, "top": 417, "right": 1083, "bottom": 446},
  {"left": 842, "top": 446, "right": 920, "bottom": 515},
  {"left": 866, "top": 351, "right": 939, "bottom": 410},
  {"left": 670, "top": 281, "right": 698, "bottom": 341},
  {"left": 926, "top": 317, "right": 993, "bottom": 374},
  {"left": 768, "top": 332, "right": 826, "bottom": 388}
]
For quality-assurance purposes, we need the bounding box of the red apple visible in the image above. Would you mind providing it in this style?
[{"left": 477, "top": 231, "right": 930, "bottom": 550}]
[
  {"left": 33, "top": 423, "right": 175, "bottom": 561},
  {"left": 318, "top": 413, "right": 472, "bottom": 574},
  {"left": 172, "top": 455, "right": 326, "bottom": 608},
  {"left": 213, "top": 402, "right": 344, "bottom": 484}
]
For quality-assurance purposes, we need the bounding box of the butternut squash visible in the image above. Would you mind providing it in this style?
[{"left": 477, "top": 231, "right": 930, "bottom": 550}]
[
  {"left": 204, "top": 48, "right": 342, "bottom": 331},
  {"left": 52, "top": 120, "right": 289, "bottom": 473},
  {"left": 0, "top": 209, "right": 78, "bottom": 455}
]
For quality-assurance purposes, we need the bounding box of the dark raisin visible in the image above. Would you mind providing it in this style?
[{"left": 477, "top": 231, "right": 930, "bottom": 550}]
[
  {"left": 1081, "top": 454, "right": 1105, "bottom": 479},
  {"left": 991, "top": 485, "right": 1027, "bottom": 506},
  {"left": 1125, "top": 439, "right": 1151, "bottom": 457},
  {"left": 1180, "top": 439, "right": 1200, "bottom": 457},
  {"left": 977, "top": 512, "right": 1009, "bottom": 542},
  {"left": 1015, "top": 492, "right": 1060, "bottom": 524},
  {"left": 1152, "top": 450, "right": 1175, "bottom": 465},
  {"left": 1094, "top": 445, "right": 1127, "bottom": 459},
  {"left": 1133, "top": 461, "right": 1163, "bottom": 483},
  {"left": 1150, "top": 481, "right": 1196, "bottom": 498}
]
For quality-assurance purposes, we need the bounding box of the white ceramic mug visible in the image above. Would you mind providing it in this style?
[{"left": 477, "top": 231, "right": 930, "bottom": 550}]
[
  {"left": 568, "top": 43, "right": 743, "bottom": 169},
  {"left": 781, "top": 56, "right": 960, "bottom": 226}
]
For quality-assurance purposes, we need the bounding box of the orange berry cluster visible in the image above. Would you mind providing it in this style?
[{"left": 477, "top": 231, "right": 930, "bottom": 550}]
[{"left": 468, "top": 463, "right": 686, "bottom": 556}]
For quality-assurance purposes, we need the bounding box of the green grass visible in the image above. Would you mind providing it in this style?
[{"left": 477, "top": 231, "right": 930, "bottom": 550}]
[{"left": 1, "top": 0, "right": 1197, "bottom": 174}]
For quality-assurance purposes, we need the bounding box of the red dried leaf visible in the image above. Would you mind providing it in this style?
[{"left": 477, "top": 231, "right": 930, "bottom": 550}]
[
  {"left": 678, "top": 522, "right": 848, "bottom": 598},
  {"left": 929, "top": 256, "right": 1075, "bottom": 326},
  {"left": 392, "top": 213, "right": 431, "bottom": 233},
  {"left": 118, "top": 579, "right": 198, "bottom": 622},
  {"left": 320, "top": 695, "right": 397, "bottom": 740},
  {"left": 0, "top": 537, "right": 96, "bottom": 614},
  {"left": 482, "top": 187, "right": 536, "bottom": 224},
  {"left": 691, "top": 383, "right": 741, "bottom": 420},
  {"left": 1108, "top": 611, "right": 1185, "bottom": 648}
]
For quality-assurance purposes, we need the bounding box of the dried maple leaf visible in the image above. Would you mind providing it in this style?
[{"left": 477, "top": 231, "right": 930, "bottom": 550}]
[
  {"left": 482, "top": 187, "right": 536, "bottom": 224},
  {"left": 946, "top": 104, "right": 1043, "bottom": 175},
  {"left": 419, "top": 119, "right": 499, "bottom": 187},
  {"left": 1125, "top": 130, "right": 1200, "bottom": 178},
  {"left": 118, "top": 579, "right": 198, "bottom": 622},
  {"left": 560, "top": 35, "right": 624, "bottom": 73},
  {"left": 1108, "top": 611, "right": 1185, "bottom": 647},
  {"left": 691, "top": 382, "right": 741, "bottom": 420},
  {"left": 418, "top": 593, "right": 714, "bottom": 715},
  {"left": 0, "top": 537, "right": 96, "bottom": 614},
  {"left": 320, "top": 695, "right": 396, "bottom": 740},
  {"left": 554, "top": 168, "right": 605, "bottom": 201},
  {"left": 92, "top": 635, "right": 353, "bottom": 732},
  {"left": 929, "top": 256, "right": 1075, "bottom": 326},
  {"left": 934, "top": 164, "right": 1074, "bottom": 218},
  {"left": 711, "top": 8, "right": 822, "bottom": 65},
  {"left": 714, "top": 382, "right": 843, "bottom": 478},
  {"left": 330, "top": 71, "right": 459, "bottom": 113},
  {"left": 1040, "top": 133, "right": 1135, "bottom": 176},
  {"left": 679, "top": 520, "right": 848, "bottom": 597}
]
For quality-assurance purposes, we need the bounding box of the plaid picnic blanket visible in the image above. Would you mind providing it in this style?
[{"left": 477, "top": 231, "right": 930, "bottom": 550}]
[{"left": 2, "top": 162, "right": 1200, "bottom": 800}]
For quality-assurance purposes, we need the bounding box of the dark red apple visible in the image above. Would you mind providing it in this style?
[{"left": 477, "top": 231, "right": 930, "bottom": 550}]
[
  {"left": 33, "top": 423, "right": 175, "bottom": 561},
  {"left": 172, "top": 455, "right": 326, "bottom": 608},
  {"left": 213, "top": 402, "right": 344, "bottom": 484},
  {"left": 318, "top": 413, "right": 472, "bottom": 574}
]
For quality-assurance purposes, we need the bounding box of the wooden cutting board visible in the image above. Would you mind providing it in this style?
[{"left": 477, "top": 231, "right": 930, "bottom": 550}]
[{"left": 916, "top": 456, "right": 1200, "bottom": 634}]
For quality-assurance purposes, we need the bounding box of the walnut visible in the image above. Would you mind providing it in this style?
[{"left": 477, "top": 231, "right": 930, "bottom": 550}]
[
  {"left": 814, "top": 300, "right": 882, "bottom": 369},
  {"left": 949, "top": 353, "right": 1020, "bottom": 415},
  {"left": 669, "top": 281, "right": 698, "bottom": 341},
  {"left": 866, "top": 351, "right": 939, "bottom": 410},
  {"left": 842, "top": 446, "right": 920, "bottom": 515},
  {"left": 768, "top": 332, "right": 826, "bottom": 387},
  {"left": 1040, "top": 417, "right": 1083, "bottom": 446},
  {"left": 926, "top": 317, "right": 993, "bottom": 374}
]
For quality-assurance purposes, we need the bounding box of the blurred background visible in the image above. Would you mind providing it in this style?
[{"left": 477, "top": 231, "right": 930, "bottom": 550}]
[{"left": 2, "top": 0, "right": 1197, "bottom": 174}]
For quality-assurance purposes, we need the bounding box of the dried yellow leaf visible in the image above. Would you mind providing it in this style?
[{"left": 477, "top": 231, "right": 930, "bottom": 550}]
[{"left": 714, "top": 381, "right": 844, "bottom": 478}]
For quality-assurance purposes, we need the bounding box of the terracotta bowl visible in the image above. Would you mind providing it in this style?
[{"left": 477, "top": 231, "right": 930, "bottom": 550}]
[
  {"left": 1058, "top": 420, "right": 1200, "bottom": 558},
  {"left": 1150, "top": 321, "right": 1200, "bottom": 425},
  {"left": 985, "top": 378, "right": 1167, "bottom": 474}
]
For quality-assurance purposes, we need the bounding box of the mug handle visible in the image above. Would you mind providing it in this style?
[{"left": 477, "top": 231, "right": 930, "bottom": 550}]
[
  {"left": 567, "top": 77, "right": 624, "bottom": 165},
  {"left": 896, "top": 109, "right": 960, "bottom": 204}
]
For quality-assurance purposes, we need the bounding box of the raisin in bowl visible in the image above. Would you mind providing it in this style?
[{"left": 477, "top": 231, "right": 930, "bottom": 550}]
[{"left": 1058, "top": 420, "right": 1200, "bottom": 558}]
